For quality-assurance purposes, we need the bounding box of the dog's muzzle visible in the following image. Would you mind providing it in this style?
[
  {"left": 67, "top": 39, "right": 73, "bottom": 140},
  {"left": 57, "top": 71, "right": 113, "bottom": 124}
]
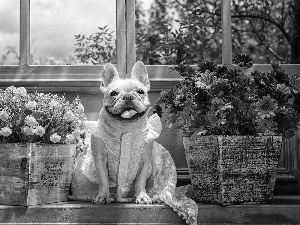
[{"left": 122, "top": 94, "right": 134, "bottom": 102}]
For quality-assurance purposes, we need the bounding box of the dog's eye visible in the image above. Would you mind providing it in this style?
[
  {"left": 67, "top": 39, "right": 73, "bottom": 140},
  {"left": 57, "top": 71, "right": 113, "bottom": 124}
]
[
  {"left": 137, "top": 89, "right": 145, "bottom": 95},
  {"left": 110, "top": 91, "right": 119, "bottom": 97}
]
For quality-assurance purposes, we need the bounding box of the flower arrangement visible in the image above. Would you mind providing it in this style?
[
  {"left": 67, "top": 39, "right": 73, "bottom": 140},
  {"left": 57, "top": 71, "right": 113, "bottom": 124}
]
[
  {"left": 154, "top": 54, "right": 300, "bottom": 138},
  {"left": 0, "top": 86, "right": 86, "bottom": 145}
]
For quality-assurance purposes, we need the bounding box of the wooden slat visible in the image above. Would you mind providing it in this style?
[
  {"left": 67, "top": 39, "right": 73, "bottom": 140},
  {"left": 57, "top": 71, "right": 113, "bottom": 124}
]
[
  {"left": 20, "top": 0, "right": 30, "bottom": 65},
  {"left": 0, "top": 64, "right": 300, "bottom": 92},
  {"left": 221, "top": 0, "right": 232, "bottom": 65},
  {"left": 2, "top": 64, "right": 300, "bottom": 78},
  {"left": 0, "top": 65, "right": 104, "bottom": 76},
  {"left": 116, "top": 0, "right": 126, "bottom": 77},
  {"left": 126, "top": 0, "right": 136, "bottom": 76}
]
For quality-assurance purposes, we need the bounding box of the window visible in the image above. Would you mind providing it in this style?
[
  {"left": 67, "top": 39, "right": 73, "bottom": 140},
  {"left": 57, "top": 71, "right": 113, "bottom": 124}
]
[
  {"left": 30, "top": 0, "right": 116, "bottom": 65},
  {"left": 0, "top": 0, "right": 299, "bottom": 97},
  {"left": 136, "top": 0, "right": 222, "bottom": 65},
  {"left": 137, "top": 0, "right": 299, "bottom": 90},
  {"left": 0, "top": 0, "right": 299, "bottom": 110},
  {"left": 231, "top": 0, "right": 295, "bottom": 64},
  {"left": 1, "top": 0, "right": 299, "bottom": 81},
  {"left": 0, "top": 0, "right": 20, "bottom": 65},
  {"left": 0, "top": 0, "right": 121, "bottom": 92}
]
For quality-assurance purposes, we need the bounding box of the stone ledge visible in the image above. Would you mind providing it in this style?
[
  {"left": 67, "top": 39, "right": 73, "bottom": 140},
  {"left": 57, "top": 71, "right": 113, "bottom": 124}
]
[{"left": 1, "top": 196, "right": 300, "bottom": 224}]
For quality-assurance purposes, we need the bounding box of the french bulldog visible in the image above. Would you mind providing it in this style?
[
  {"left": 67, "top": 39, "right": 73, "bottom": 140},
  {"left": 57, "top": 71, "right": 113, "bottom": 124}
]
[
  {"left": 70, "top": 61, "right": 198, "bottom": 224},
  {"left": 90, "top": 61, "right": 176, "bottom": 204}
]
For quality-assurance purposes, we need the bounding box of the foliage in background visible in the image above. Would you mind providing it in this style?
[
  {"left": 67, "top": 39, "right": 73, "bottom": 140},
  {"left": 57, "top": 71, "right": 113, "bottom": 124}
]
[
  {"left": 74, "top": 25, "right": 116, "bottom": 64},
  {"left": 135, "top": 0, "right": 222, "bottom": 65},
  {"left": 0, "top": 86, "right": 86, "bottom": 145},
  {"left": 0, "top": 46, "right": 19, "bottom": 65},
  {"left": 0, "top": 46, "right": 78, "bottom": 65},
  {"left": 135, "top": 0, "right": 299, "bottom": 65},
  {"left": 153, "top": 54, "right": 300, "bottom": 137},
  {"left": 1, "top": 0, "right": 299, "bottom": 65},
  {"left": 72, "top": 0, "right": 299, "bottom": 65},
  {"left": 230, "top": 0, "right": 298, "bottom": 64}
]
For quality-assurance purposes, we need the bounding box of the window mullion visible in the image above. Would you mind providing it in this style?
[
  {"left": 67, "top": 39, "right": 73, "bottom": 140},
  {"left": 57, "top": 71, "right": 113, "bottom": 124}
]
[
  {"left": 126, "top": 0, "right": 136, "bottom": 75},
  {"left": 116, "top": 0, "right": 126, "bottom": 77},
  {"left": 221, "top": 0, "right": 232, "bottom": 65},
  {"left": 20, "top": 0, "right": 30, "bottom": 66}
]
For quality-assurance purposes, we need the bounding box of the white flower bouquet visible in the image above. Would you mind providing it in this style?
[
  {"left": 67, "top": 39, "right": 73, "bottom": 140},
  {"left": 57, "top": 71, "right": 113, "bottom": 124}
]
[{"left": 0, "top": 86, "right": 86, "bottom": 145}]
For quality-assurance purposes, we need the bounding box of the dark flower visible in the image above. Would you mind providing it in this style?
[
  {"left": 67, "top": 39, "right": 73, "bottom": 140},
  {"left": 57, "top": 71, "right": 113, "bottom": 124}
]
[
  {"left": 154, "top": 54, "right": 300, "bottom": 138},
  {"left": 233, "top": 53, "right": 253, "bottom": 68}
]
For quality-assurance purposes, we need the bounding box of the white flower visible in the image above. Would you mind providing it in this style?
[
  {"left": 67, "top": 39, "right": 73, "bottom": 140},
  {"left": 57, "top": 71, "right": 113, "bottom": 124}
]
[
  {"left": 12, "top": 96, "right": 18, "bottom": 102},
  {"left": 22, "top": 126, "right": 35, "bottom": 135},
  {"left": 50, "top": 133, "right": 61, "bottom": 143},
  {"left": 0, "top": 127, "right": 12, "bottom": 137},
  {"left": 64, "top": 110, "right": 76, "bottom": 122},
  {"left": 74, "top": 119, "right": 83, "bottom": 127},
  {"left": 65, "top": 134, "right": 76, "bottom": 144},
  {"left": 15, "top": 87, "right": 27, "bottom": 97},
  {"left": 77, "top": 103, "right": 84, "bottom": 113},
  {"left": 25, "top": 101, "right": 37, "bottom": 110},
  {"left": 195, "top": 80, "right": 209, "bottom": 89},
  {"left": 35, "top": 126, "right": 45, "bottom": 137},
  {"left": 24, "top": 115, "right": 38, "bottom": 127},
  {"left": 49, "top": 99, "right": 60, "bottom": 108},
  {"left": 72, "top": 128, "right": 81, "bottom": 139},
  {"left": 5, "top": 86, "right": 16, "bottom": 93},
  {"left": 0, "top": 111, "right": 9, "bottom": 122}
]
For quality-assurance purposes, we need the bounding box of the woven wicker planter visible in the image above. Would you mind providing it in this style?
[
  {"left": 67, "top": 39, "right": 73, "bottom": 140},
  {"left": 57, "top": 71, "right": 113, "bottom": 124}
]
[
  {"left": 182, "top": 135, "right": 282, "bottom": 205},
  {"left": 0, "top": 143, "right": 75, "bottom": 206}
]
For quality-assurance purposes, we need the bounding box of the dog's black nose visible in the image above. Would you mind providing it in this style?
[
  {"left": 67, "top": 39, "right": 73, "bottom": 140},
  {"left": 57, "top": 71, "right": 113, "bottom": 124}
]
[{"left": 123, "top": 94, "right": 134, "bottom": 101}]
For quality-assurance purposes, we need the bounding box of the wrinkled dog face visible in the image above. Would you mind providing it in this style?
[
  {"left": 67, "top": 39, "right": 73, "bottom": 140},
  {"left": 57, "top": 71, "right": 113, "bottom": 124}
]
[
  {"left": 100, "top": 62, "right": 150, "bottom": 121},
  {"left": 105, "top": 79, "right": 150, "bottom": 121}
]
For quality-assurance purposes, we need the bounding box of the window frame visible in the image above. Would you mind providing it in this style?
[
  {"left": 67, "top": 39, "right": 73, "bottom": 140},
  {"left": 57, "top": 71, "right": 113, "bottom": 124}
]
[
  {"left": 1, "top": 0, "right": 119, "bottom": 93},
  {"left": 138, "top": 0, "right": 300, "bottom": 90},
  {"left": 0, "top": 0, "right": 299, "bottom": 91}
]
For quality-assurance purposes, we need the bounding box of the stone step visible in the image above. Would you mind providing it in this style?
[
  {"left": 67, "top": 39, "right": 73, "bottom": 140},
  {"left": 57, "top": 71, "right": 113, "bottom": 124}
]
[{"left": 1, "top": 196, "right": 300, "bottom": 224}]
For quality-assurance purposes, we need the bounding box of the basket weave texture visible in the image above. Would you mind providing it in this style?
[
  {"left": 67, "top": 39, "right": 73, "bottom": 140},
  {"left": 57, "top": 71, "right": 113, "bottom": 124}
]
[
  {"left": 182, "top": 135, "right": 282, "bottom": 205},
  {"left": 0, "top": 143, "right": 75, "bottom": 206}
]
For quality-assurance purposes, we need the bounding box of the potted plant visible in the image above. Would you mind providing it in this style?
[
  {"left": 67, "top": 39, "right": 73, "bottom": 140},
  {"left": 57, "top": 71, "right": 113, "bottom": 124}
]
[
  {"left": 0, "top": 86, "right": 86, "bottom": 206},
  {"left": 153, "top": 54, "right": 300, "bottom": 205}
]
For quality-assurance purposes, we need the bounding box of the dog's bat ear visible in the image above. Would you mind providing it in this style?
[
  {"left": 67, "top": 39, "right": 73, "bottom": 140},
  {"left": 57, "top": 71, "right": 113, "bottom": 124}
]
[
  {"left": 131, "top": 61, "right": 150, "bottom": 91},
  {"left": 100, "top": 63, "right": 120, "bottom": 92}
]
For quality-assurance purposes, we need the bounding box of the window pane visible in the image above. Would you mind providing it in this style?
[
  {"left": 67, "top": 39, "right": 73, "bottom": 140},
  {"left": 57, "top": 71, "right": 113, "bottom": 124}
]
[
  {"left": 30, "top": 0, "right": 116, "bottom": 65},
  {"left": 136, "top": 0, "right": 222, "bottom": 65},
  {"left": 231, "top": 0, "right": 297, "bottom": 64},
  {"left": 0, "top": 0, "right": 20, "bottom": 65}
]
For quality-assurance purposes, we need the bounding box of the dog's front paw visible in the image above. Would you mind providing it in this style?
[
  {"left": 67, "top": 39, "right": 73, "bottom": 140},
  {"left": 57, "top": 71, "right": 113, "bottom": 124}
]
[
  {"left": 92, "top": 191, "right": 111, "bottom": 204},
  {"left": 152, "top": 190, "right": 173, "bottom": 204},
  {"left": 135, "top": 191, "right": 152, "bottom": 204}
]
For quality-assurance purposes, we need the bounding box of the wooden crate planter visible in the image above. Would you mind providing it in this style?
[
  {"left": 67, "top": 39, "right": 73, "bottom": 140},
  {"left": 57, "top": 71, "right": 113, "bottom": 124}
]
[
  {"left": 0, "top": 143, "right": 75, "bottom": 206},
  {"left": 182, "top": 135, "right": 282, "bottom": 205}
]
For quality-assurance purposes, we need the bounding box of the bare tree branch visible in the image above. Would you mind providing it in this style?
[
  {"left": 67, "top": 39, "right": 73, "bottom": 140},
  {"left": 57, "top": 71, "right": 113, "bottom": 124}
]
[
  {"left": 232, "top": 14, "right": 291, "bottom": 45},
  {"left": 197, "top": 10, "right": 291, "bottom": 45},
  {"left": 268, "top": 47, "right": 285, "bottom": 62}
]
